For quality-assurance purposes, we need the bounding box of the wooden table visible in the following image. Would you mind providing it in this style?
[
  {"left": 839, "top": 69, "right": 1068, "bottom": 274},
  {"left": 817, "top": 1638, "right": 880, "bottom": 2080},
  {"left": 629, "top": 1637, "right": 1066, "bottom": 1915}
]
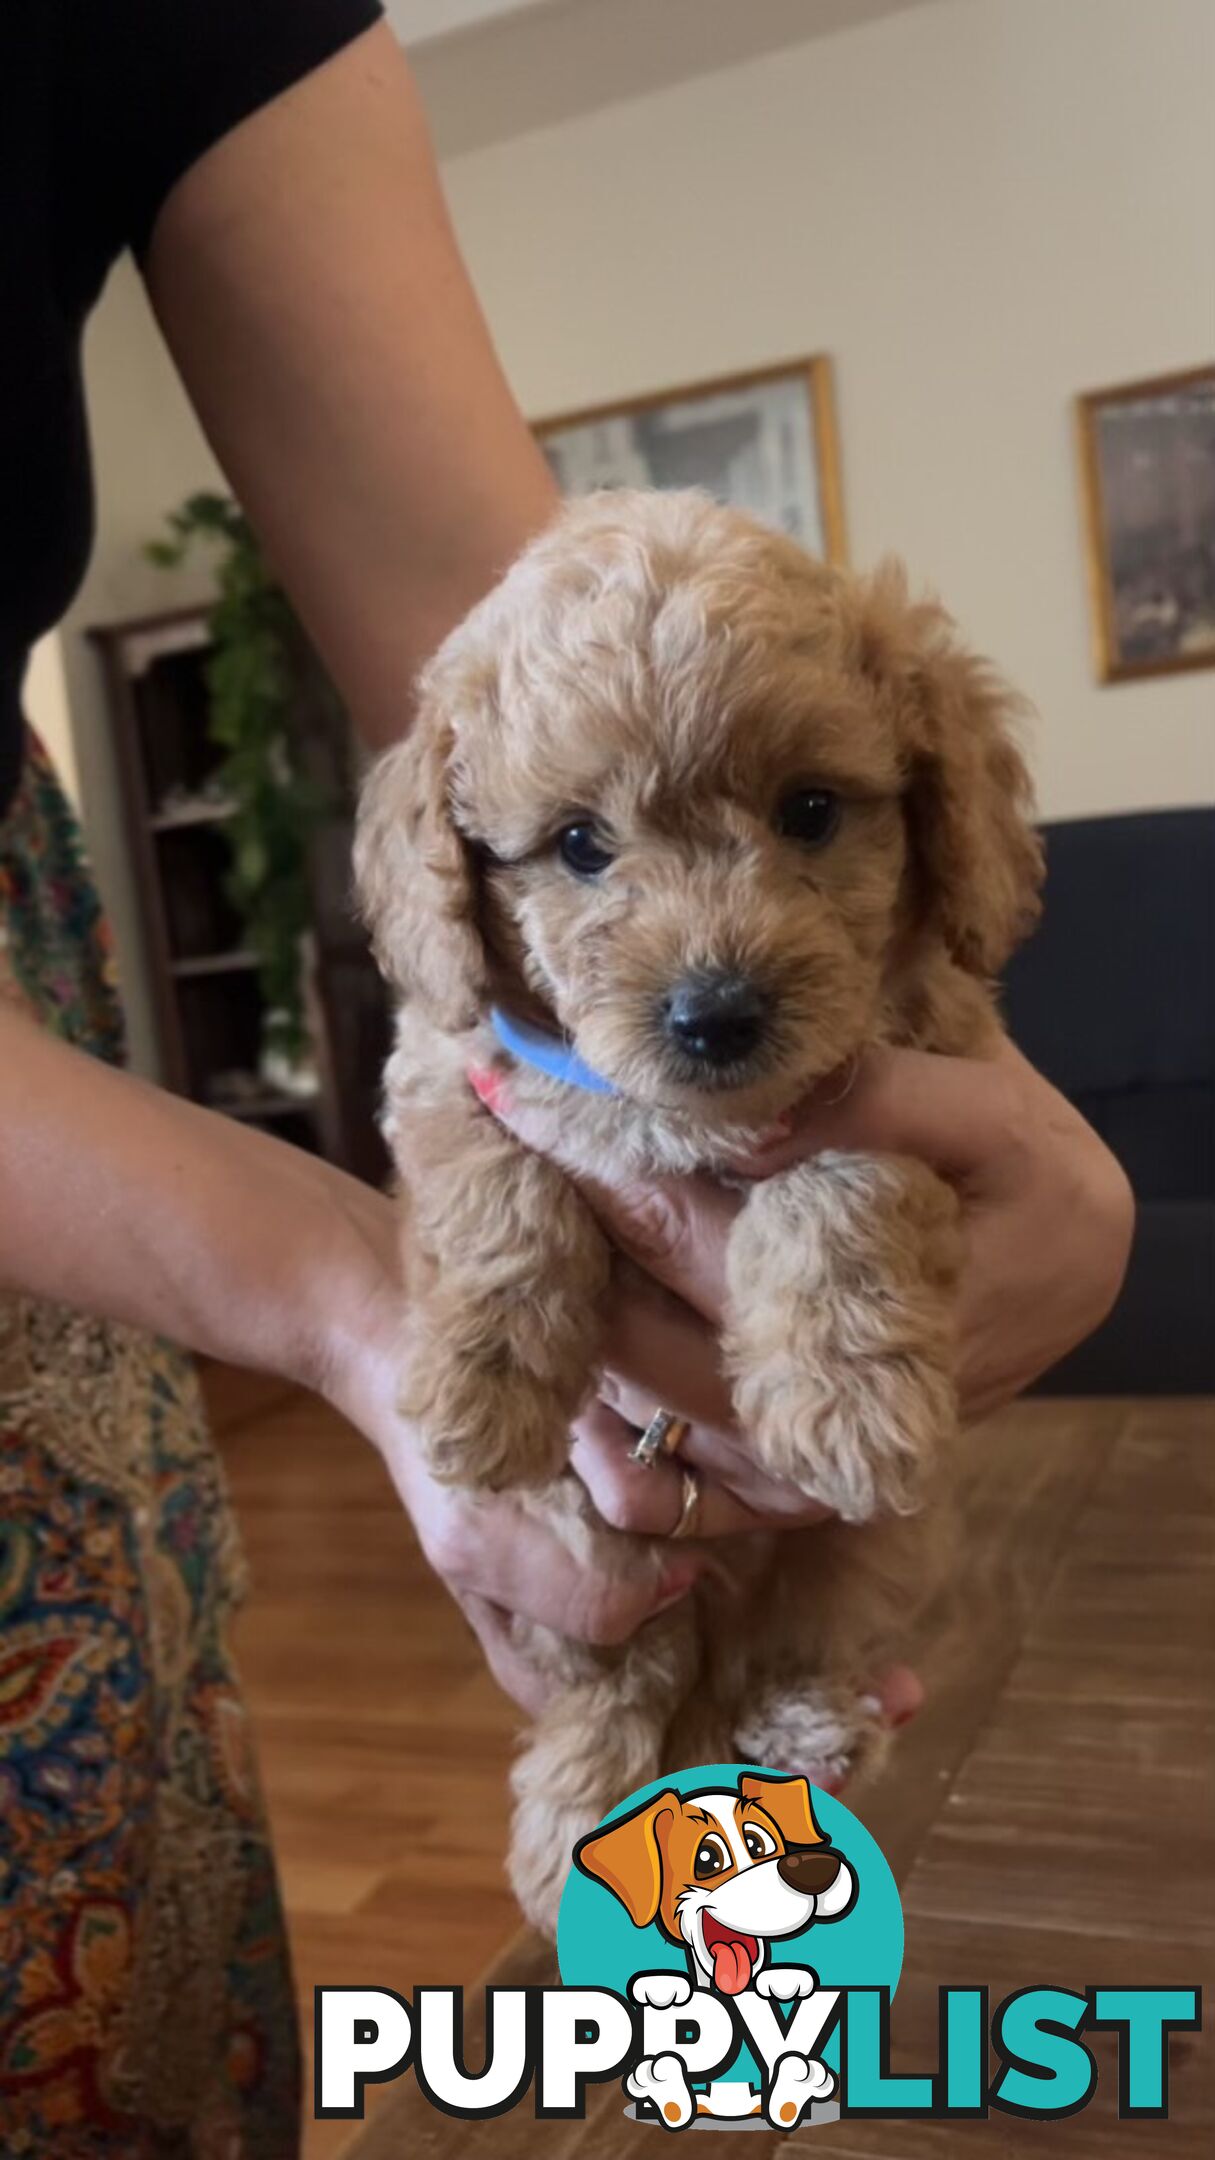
[{"left": 344, "top": 1399, "right": 1214, "bottom": 2156}]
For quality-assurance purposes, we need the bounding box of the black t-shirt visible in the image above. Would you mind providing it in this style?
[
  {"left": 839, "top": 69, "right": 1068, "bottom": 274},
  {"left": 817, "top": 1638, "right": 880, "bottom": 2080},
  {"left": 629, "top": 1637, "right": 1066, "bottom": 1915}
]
[{"left": 0, "top": 0, "right": 382, "bottom": 819}]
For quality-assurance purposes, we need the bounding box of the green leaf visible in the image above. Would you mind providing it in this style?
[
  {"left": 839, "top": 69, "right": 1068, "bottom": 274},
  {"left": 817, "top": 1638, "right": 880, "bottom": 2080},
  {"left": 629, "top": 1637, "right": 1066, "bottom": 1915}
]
[{"left": 145, "top": 491, "right": 335, "bottom": 1070}]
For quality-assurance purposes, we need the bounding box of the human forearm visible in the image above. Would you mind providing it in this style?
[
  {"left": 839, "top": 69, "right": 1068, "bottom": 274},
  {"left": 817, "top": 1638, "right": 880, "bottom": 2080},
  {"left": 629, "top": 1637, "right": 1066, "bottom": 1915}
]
[
  {"left": 144, "top": 23, "right": 558, "bottom": 748},
  {"left": 0, "top": 1008, "right": 721, "bottom": 1699},
  {"left": 0, "top": 1006, "right": 398, "bottom": 1389}
]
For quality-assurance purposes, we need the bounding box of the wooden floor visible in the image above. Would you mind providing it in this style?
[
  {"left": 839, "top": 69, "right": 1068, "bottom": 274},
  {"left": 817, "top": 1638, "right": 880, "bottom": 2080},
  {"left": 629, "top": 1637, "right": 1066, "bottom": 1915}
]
[
  {"left": 211, "top": 1379, "right": 1215, "bottom": 2158},
  {"left": 208, "top": 1370, "right": 520, "bottom": 2160}
]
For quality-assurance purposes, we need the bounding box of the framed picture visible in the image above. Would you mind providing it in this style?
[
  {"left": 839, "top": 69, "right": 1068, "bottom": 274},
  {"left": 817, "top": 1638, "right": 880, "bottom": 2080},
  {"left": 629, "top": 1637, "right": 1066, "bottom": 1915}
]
[
  {"left": 1076, "top": 364, "right": 1215, "bottom": 682},
  {"left": 536, "top": 356, "right": 847, "bottom": 563}
]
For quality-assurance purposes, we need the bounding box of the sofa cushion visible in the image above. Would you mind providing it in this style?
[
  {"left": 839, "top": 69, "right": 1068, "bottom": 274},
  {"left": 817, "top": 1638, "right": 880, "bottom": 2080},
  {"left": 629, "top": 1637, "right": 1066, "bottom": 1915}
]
[{"left": 1002, "top": 806, "right": 1214, "bottom": 1392}]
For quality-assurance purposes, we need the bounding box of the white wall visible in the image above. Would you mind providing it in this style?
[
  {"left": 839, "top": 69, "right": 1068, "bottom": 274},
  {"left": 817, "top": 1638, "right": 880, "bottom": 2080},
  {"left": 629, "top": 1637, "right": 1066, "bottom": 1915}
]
[
  {"left": 389, "top": 0, "right": 553, "bottom": 41},
  {"left": 55, "top": 0, "right": 1213, "bottom": 1063},
  {"left": 54, "top": 260, "right": 224, "bottom": 1073},
  {"left": 438, "top": 0, "right": 1214, "bottom": 820},
  {"left": 24, "top": 637, "right": 79, "bottom": 807}
]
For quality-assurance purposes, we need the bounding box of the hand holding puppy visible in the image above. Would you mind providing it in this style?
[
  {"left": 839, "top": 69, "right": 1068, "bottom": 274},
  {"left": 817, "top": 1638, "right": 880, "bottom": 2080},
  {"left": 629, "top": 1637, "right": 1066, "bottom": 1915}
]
[
  {"left": 316, "top": 1025, "right": 1128, "bottom": 1724},
  {"left": 474, "top": 1034, "right": 1133, "bottom": 1536}
]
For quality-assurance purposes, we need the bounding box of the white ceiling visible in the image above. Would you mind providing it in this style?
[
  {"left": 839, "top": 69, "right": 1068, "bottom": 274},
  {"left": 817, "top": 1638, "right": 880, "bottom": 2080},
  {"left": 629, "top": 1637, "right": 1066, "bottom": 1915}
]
[
  {"left": 399, "top": 0, "right": 938, "bottom": 158},
  {"left": 387, "top": 0, "right": 553, "bottom": 46}
]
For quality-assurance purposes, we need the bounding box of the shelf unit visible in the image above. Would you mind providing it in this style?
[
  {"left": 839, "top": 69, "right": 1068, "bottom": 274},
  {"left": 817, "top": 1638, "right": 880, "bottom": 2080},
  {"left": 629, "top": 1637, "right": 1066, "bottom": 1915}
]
[
  {"left": 91, "top": 606, "right": 391, "bottom": 1181},
  {"left": 147, "top": 799, "right": 236, "bottom": 834}
]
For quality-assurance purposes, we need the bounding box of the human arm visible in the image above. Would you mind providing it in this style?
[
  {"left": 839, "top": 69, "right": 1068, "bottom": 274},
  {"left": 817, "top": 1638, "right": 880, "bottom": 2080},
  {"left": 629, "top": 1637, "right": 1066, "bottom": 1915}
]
[
  {"left": 4, "top": 28, "right": 638, "bottom": 1660},
  {"left": 142, "top": 19, "right": 558, "bottom": 748},
  {"left": 0, "top": 999, "right": 926, "bottom": 1719},
  {"left": 0, "top": 1004, "right": 697, "bottom": 1682}
]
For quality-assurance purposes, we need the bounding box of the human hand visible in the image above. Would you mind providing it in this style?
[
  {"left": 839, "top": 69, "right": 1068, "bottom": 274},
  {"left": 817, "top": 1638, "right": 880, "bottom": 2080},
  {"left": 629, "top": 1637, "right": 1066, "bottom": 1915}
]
[
  {"left": 470, "top": 1037, "right": 1134, "bottom": 1532},
  {"left": 311, "top": 1168, "right": 922, "bottom": 1730},
  {"left": 730, "top": 1037, "right": 1134, "bottom": 1421}
]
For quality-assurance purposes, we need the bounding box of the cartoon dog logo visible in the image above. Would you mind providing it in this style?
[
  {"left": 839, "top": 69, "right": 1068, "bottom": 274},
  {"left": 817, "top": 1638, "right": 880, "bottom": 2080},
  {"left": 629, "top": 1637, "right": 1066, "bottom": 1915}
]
[{"left": 574, "top": 1772, "right": 856, "bottom": 2127}]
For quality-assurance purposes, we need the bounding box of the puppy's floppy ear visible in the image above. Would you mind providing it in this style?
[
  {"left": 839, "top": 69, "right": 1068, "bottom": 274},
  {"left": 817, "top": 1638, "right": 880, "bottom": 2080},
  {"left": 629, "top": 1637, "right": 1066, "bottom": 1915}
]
[
  {"left": 353, "top": 690, "right": 486, "bottom": 1030},
  {"left": 574, "top": 1792, "right": 678, "bottom": 1930},
  {"left": 738, "top": 1774, "right": 826, "bottom": 1850},
  {"left": 857, "top": 562, "right": 1044, "bottom": 977}
]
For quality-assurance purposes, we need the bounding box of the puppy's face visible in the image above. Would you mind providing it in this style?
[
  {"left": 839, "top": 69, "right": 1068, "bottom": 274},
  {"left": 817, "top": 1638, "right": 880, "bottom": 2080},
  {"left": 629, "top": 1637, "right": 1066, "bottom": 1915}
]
[
  {"left": 356, "top": 491, "right": 1041, "bottom": 1125},
  {"left": 468, "top": 625, "right": 908, "bottom": 1126}
]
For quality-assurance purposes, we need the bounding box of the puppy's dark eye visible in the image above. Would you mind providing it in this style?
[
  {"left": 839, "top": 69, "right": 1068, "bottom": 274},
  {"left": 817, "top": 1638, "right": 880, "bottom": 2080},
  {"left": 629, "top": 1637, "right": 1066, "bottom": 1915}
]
[
  {"left": 743, "top": 1825, "right": 777, "bottom": 1861},
  {"left": 556, "top": 822, "right": 615, "bottom": 878},
  {"left": 694, "top": 1836, "right": 729, "bottom": 1880},
  {"left": 776, "top": 788, "right": 840, "bottom": 850}
]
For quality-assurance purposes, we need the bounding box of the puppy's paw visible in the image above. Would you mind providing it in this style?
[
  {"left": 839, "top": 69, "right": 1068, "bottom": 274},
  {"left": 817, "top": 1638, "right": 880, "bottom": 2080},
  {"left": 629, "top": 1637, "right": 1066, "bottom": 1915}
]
[
  {"left": 743, "top": 1350, "right": 953, "bottom": 1521},
  {"left": 401, "top": 1340, "right": 570, "bottom": 1490},
  {"left": 727, "top": 1153, "right": 960, "bottom": 1522},
  {"left": 734, "top": 1681, "right": 889, "bottom": 1797}
]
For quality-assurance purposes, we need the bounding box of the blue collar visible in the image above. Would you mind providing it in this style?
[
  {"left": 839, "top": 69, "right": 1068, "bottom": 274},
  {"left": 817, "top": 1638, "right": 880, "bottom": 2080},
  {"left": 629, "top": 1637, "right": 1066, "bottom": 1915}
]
[{"left": 489, "top": 1006, "right": 618, "bottom": 1097}]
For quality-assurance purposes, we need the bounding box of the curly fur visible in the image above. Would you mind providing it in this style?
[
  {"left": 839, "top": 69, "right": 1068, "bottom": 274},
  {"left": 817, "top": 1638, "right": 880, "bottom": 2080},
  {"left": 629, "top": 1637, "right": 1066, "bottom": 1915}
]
[{"left": 354, "top": 489, "right": 1043, "bottom": 1933}]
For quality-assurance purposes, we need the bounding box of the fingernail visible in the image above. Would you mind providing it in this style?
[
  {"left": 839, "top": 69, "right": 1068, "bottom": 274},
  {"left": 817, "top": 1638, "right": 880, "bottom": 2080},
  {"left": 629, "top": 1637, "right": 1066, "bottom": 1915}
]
[
  {"left": 753, "top": 1114, "right": 794, "bottom": 1147},
  {"left": 468, "top": 1064, "right": 509, "bottom": 1115},
  {"left": 723, "top": 1116, "right": 796, "bottom": 1178},
  {"left": 655, "top": 1568, "right": 698, "bottom": 1609}
]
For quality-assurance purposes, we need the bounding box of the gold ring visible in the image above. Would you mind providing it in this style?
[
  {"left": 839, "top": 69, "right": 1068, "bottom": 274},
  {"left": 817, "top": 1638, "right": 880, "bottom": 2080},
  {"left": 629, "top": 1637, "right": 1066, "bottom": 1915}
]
[
  {"left": 630, "top": 1408, "right": 690, "bottom": 1470},
  {"left": 670, "top": 1466, "right": 702, "bottom": 1540}
]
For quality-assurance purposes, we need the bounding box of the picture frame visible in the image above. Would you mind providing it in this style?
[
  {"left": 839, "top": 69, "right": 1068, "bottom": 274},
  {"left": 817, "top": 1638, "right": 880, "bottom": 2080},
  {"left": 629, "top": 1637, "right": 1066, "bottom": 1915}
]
[
  {"left": 536, "top": 356, "right": 847, "bottom": 564},
  {"left": 1075, "top": 364, "right": 1215, "bottom": 683}
]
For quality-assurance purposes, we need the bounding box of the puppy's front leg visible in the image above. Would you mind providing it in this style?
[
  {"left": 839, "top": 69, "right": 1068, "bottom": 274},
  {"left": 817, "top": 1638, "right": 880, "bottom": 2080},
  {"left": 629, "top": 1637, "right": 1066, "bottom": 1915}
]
[
  {"left": 725, "top": 1151, "right": 960, "bottom": 1520},
  {"left": 399, "top": 1088, "right": 610, "bottom": 1490}
]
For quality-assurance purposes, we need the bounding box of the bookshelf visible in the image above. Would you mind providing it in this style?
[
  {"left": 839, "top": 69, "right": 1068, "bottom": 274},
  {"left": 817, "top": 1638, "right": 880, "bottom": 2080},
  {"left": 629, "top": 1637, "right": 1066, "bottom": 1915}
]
[{"left": 90, "top": 607, "right": 390, "bottom": 1183}]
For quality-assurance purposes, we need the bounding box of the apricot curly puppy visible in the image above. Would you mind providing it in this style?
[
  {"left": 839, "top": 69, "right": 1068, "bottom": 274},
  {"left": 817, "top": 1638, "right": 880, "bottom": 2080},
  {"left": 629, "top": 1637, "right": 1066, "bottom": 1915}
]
[{"left": 355, "top": 489, "right": 1043, "bottom": 1932}]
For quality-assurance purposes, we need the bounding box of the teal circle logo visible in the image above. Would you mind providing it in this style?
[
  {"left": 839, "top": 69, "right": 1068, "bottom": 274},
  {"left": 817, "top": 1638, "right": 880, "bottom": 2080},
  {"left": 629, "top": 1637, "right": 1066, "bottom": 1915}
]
[{"left": 557, "top": 1762, "right": 902, "bottom": 2102}]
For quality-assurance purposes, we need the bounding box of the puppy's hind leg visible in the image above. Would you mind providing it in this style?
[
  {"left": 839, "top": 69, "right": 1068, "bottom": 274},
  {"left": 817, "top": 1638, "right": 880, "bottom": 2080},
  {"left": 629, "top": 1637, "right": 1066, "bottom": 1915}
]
[
  {"left": 509, "top": 1613, "right": 698, "bottom": 1936},
  {"left": 730, "top": 1511, "right": 949, "bottom": 1793}
]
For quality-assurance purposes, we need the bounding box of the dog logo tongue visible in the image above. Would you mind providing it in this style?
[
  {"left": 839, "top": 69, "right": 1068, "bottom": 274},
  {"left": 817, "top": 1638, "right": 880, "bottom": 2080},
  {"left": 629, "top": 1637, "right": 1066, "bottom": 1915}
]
[
  {"left": 710, "top": 1937, "right": 754, "bottom": 1994},
  {"left": 703, "top": 1917, "right": 760, "bottom": 1995}
]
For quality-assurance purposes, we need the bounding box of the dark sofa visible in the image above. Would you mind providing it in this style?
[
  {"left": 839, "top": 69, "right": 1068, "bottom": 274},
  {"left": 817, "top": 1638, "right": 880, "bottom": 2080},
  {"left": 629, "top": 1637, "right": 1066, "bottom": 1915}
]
[{"left": 1002, "top": 805, "right": 1214, "bottom": 1393}]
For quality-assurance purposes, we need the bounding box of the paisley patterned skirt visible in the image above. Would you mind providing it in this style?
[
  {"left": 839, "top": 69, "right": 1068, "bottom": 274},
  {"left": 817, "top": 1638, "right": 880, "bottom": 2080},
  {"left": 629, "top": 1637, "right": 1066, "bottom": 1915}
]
[{"left": 0, "top": 733, "right": 300, "bottom": 2156}]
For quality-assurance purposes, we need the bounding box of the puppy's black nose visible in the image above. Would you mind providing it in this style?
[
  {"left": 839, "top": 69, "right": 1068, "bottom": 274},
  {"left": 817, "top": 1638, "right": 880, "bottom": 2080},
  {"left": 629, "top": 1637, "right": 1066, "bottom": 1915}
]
[
  {"left": 663, "top": 971, "right": 768, "bottom": 1067},
  {"left": 777, "top": 1848, "right": 843, "bottom": 1896}
]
